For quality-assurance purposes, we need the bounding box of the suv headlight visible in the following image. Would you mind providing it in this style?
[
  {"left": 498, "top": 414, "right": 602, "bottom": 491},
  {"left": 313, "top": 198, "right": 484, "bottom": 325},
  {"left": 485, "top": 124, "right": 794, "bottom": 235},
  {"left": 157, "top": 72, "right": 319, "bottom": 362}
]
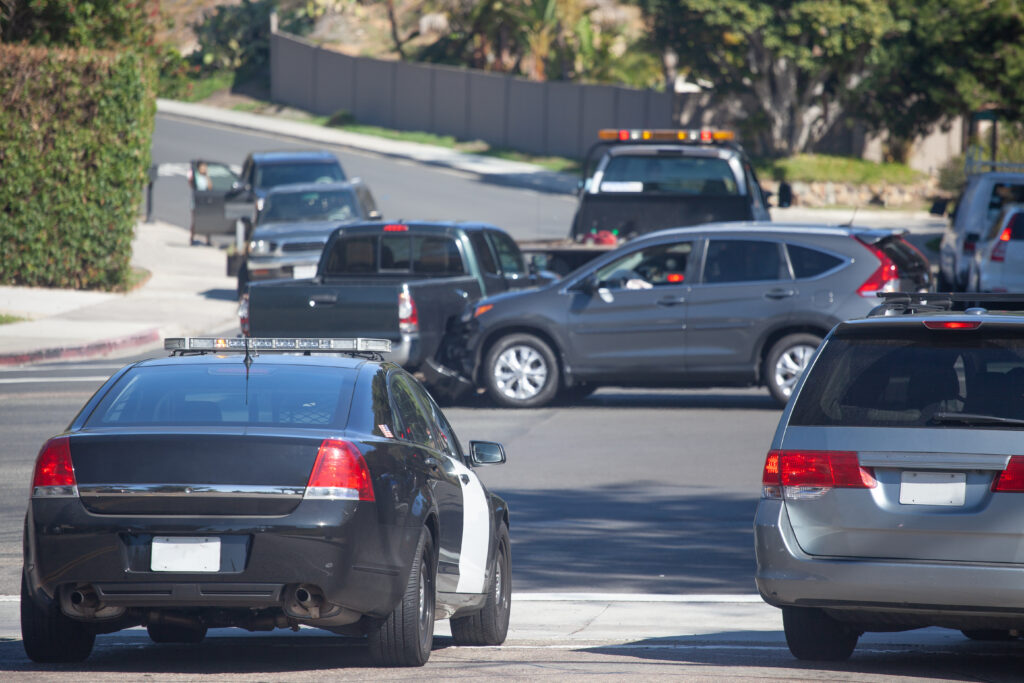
[{"left": 249, "top": 239, "right": 270, "bottom": 255}]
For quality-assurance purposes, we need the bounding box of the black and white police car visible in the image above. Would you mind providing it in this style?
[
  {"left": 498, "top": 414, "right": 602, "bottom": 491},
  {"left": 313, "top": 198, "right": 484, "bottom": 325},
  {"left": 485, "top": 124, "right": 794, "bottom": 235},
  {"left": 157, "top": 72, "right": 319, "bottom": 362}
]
[{"left": 22, "top": 337, "right": 511, "bottom": 667}]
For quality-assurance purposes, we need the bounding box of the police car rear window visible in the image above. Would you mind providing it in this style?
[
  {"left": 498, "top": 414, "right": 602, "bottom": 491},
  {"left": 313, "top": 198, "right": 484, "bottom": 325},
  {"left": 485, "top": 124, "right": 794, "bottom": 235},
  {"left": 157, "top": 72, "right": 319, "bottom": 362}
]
[
  {"left": 790, "top": 328, "right": 1024, "bottom": 428},
  {"left": 85, "top": 365, "right": 355, "bottom": 428},
  {"left": 601, "top": 156, "right": 738, "bottom": 195}
]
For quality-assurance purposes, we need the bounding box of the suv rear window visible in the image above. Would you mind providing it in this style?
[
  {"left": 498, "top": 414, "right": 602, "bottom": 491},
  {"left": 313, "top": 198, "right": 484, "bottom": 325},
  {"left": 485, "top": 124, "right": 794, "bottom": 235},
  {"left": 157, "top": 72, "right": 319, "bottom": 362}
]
[{"left": 790, "top": 327, "right": 1024, "bottom": 428}]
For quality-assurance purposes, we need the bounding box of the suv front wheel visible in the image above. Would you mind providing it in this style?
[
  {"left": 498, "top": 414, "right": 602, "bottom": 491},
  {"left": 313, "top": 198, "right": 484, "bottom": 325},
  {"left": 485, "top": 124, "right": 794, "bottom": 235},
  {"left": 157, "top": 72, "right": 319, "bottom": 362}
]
[
  {"left": 764, "top": 333, "right": 821, "bottom": 405},
  {"left": 484, "top": 334, "right": 559, "bottom": 408}
]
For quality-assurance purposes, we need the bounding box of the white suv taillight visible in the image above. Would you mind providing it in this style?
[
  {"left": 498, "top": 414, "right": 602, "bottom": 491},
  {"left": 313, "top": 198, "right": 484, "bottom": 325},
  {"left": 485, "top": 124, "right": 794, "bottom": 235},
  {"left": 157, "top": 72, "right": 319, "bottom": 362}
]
[
  {"left": 398, "top": 289, "right": 419, "bottom": 334},
  {"left": 32, "top": 437, "right": 79, "bottom": 498}
]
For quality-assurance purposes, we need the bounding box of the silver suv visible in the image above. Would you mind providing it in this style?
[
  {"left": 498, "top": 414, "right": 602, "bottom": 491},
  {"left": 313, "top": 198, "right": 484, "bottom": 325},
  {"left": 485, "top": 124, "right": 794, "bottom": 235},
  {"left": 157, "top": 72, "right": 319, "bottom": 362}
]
[{"left": 756, "top": 293, "right": 1024, "bottom": 660}]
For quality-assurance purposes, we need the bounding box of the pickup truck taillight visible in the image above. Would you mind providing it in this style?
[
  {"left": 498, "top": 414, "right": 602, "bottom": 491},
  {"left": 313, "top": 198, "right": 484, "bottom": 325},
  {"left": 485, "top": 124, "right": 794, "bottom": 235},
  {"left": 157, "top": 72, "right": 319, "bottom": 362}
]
[{"left": 399, "top": 291, "right": 419, "bottom": 333}]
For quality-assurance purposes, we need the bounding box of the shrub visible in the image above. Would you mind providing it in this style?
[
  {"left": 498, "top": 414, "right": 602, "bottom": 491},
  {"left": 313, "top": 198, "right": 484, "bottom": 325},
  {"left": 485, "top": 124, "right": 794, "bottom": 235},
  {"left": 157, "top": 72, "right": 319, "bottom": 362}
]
[{"left": 0, "top": 45, "right": 155, "bottom": 289}]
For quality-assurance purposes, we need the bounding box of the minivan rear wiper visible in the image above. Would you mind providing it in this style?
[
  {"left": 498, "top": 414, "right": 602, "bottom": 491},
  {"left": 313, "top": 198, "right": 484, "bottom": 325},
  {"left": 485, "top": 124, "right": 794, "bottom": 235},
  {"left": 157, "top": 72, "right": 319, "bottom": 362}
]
[{"left": 930, "top": 412, "right": 1024, "bottom": 427}]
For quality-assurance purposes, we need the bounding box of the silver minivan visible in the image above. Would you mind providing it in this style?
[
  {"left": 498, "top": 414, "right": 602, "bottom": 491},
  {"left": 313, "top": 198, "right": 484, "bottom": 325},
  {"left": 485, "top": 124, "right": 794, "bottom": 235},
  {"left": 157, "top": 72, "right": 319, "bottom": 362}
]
[{"left": 756, "top": 294, "right": 1024, "bottom": 660}]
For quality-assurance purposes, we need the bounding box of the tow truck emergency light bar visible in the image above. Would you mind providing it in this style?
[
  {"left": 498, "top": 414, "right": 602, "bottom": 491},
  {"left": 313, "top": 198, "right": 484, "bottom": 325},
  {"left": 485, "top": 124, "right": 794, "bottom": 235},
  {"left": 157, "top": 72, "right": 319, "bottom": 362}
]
[
  {"left": 165, "top": 337, "right": 392, "bottom": 353},
  {"left": 598, "top": 128, "right": 736, "bottom": 143}
]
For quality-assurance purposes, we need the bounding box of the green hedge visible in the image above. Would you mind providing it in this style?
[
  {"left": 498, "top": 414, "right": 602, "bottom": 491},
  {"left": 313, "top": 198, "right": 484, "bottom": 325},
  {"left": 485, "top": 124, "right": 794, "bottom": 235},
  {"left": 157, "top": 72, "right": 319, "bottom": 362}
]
[{"left": 0, "top": 45, "right": 155, "bottom": 290}]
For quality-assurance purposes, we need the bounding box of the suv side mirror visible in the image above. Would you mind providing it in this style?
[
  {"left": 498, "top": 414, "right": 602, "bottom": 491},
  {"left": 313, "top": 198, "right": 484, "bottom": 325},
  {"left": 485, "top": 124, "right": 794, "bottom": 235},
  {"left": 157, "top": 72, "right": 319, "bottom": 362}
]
[
  {"left": 469, "top": 441, "right": 506, "bottom": 466},
  {"left": 577, "top": 274, "right": 599, "bottom": 295}
]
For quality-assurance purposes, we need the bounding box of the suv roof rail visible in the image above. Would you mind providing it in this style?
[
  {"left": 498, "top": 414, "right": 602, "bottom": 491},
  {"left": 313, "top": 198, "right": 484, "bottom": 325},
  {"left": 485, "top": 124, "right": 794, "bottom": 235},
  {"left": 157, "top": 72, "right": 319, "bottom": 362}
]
[
  {"left": 868, "top": 292, "right": 1024, "bottom": 317},
  {"left": 965, "top": 147, "right": 1024, "bottom": 176},
  {"left": 165, "top": 336, "right": 392, "bottom": 361}
]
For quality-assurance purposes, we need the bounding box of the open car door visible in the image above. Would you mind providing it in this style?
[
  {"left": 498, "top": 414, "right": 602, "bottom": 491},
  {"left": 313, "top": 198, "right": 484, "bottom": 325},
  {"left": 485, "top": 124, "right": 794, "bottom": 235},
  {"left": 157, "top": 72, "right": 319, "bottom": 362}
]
[{"left": 190, "top": 160, "right": 239, "bottom": 239}]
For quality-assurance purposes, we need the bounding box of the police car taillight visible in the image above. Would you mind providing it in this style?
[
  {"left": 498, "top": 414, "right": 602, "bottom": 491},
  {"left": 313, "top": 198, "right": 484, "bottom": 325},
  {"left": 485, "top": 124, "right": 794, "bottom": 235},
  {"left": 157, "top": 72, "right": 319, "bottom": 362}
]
[
  {"left": 32, "top": 436, "right": 79, "bottom": 498},
  {"left": 763, "top": 450, "right": 876, "bottom": 500},
  {"left": 305, "top": 439, "right": 375, "bottom": 501}
]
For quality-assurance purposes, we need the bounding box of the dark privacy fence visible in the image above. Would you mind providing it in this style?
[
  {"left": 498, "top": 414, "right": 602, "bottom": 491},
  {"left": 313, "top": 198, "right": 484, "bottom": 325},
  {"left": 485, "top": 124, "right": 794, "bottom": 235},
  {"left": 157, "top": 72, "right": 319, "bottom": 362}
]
[{"left": 270, "top": 30, "right": 673, "bottom": 160}]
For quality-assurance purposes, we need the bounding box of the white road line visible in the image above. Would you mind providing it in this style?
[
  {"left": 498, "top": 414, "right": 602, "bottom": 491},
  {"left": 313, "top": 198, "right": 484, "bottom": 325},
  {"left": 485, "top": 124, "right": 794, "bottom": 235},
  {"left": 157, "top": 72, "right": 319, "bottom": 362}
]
[
  {"left": 513, "top": 593, "right": 764, "bottom": 603},
  {"left": 3, "top": 364, "right": 124, "bottom": 372},
  {"left": 0, "top": 376, "right": 109, "bottom": 384}
]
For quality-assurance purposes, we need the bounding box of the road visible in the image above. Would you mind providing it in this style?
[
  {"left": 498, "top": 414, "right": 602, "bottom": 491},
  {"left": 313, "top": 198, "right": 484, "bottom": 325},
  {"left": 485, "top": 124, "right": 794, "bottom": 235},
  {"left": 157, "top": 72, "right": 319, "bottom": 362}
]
[{"left": 4, "top": 115, "right": 1017, "bottom": 679}]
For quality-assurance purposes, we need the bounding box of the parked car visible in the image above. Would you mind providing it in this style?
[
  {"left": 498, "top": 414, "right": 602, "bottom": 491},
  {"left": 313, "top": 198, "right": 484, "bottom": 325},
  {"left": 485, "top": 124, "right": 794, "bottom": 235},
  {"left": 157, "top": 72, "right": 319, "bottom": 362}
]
[
  {"left": 966, "top": 203, "right": 1024, "bottom": 293},
  {"left": 938, "top": 170, "right": 1024, "bottom": 290},
  {"left": 569, "top": 128, "right": 771, "bottom": 243},
  {"left": 189, "top": 151, "right": 348, "bottom": 243},
  {"left": 237, "top": 181, "right": 380, "bottom": 295},
  {"left": 756, "top": 292, "right": 1024, "bottom": 661},
  {"left": 427, "top": 223, "right": 931, "bottom": 408},
  {"left": 242, "top": 222, "right": 551, "bottom": 371},
  {"left": 21, "top": 336, "right": 511, "bottom": 667}
]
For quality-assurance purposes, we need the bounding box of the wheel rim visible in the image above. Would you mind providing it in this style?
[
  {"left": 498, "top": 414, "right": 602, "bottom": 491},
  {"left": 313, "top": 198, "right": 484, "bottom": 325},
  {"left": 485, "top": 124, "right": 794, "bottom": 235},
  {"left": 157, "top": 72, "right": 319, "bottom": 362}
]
[
  {"left": 496, "top": 543, "right": 510, "bottom": 612},
  {"left": 774, "top": 344, "right": 816, "bottom": 397},
  {"left": 493, "top": 345, "right": 548, "bottom": 400},
  {"left": 418, "top": 548, "right": 433, "bottom": 650}
]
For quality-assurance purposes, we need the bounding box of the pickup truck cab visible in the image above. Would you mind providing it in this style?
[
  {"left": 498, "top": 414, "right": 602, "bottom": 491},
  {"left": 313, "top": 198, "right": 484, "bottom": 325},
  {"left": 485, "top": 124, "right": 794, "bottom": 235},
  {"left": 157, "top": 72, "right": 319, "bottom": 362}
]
[
  {"left": 243, "top": 222, "right": 546, "bottom": 371},
  {"left": 570, "top": 128, "right": 771, "bottom": 242}
]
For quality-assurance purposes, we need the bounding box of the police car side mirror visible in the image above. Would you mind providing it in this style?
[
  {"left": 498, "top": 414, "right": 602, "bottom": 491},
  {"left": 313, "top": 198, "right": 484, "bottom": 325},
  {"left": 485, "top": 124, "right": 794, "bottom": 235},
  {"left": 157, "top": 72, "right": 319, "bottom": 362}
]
[{"left": 469, "top": 441, "right": 506, "bottom": 466}]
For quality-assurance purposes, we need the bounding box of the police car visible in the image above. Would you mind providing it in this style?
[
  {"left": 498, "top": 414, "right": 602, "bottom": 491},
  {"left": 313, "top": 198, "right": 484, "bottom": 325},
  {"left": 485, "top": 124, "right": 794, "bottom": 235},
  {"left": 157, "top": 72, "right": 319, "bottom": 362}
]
[{"left": 21, "top": 337, "right": 511, "bottom": 667}]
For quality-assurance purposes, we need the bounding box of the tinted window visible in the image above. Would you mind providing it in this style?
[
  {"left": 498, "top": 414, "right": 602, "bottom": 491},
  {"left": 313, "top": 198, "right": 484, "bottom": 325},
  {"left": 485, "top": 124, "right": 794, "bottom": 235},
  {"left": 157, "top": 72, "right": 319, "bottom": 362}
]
[
  {"left": 469, "top": 232, "right": 499, "bottom": 275},
  {"left": 260, "top": 189, "right": 359, "bottom": 223},
  {"left": 254, "top": 161, "right": 345, "bottom": 189},
  {"left": 601, "top": 156, "right": 739, "bottom": 195},
  {"left": 324, "top": 235, "right": 378, "bottom": 275},
  {"left": 413, "top": 236, "right": 465, "bottom": 275},
  {"left": 595, "top": 242, "right": 692, "bottom": 289},
  {"left": 703, "top": 240, "right": 783, "bottom": 283},
  {"left": 488, "top": 231, "right": 527, "bottom": 276},
  {"left": 787, "top": 244, "right": 843, "bottom": 278},
  {"left": 389, "top": 374, "right": 434, "bottom": 447},
  {"left": 790, "top": 328, "right": 1024, "bottom": 428},
  {"left": 86, "top": 364, "right": 354, "bottom": 427}
]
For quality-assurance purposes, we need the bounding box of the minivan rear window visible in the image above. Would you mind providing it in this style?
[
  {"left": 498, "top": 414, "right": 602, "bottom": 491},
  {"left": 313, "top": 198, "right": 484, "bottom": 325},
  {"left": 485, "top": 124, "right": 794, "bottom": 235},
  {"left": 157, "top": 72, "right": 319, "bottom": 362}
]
[{"left": 790, "top": 327, "right": 1024, "bottom": 428}]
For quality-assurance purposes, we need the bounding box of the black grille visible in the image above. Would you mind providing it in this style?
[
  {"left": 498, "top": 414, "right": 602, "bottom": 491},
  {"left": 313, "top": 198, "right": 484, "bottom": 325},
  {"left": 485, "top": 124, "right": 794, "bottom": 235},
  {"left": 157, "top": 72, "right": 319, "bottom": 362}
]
[{"left": 281, "top": 241, "right": 325, "bottom": 253}]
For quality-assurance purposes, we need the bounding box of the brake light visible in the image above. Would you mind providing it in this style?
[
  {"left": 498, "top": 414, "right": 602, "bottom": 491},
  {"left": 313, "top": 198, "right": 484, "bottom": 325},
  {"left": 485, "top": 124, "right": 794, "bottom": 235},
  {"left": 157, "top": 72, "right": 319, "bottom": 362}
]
[
  {"left": 991, "top": 227, "right": 1013, "bottom": 262},
  {"left": 856, "top": 240, "right": 899, "bottom": 297},
  {"left": 32, "top": 437, "right": 78, "bottom": 498},
  {"left": 700, "top": 129, "right": 713, "bottom": 143},
  {"left": 923, "top": 320, "right": 982, "bottom": 330},
  {"left": 305, "top": 439, "right": 375, "bottom": 501},
  {"left": 763, "top": 450, "right": 876, "bottom": 499},
  {"left": 667, "top": 273, "right": 684, "bottom": 283},
  {"left": 618, "top": 129, "right": 630, "bottom": 141},
  {"left": 993, "top": 456, "right": 1024, "bottom": 492},
  {"left": 398, "top": 290, "right": 418, "bottom": 333},
  {"left": 383, "top": 224, "right": 408, "bottom": 232}
]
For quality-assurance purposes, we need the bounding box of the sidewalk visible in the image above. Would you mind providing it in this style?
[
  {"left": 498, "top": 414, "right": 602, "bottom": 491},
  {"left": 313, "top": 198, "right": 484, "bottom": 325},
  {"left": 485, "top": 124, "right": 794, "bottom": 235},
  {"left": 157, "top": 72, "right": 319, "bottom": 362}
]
[{"left": 0, "top": 221, "right": 239, "bottom": 366}]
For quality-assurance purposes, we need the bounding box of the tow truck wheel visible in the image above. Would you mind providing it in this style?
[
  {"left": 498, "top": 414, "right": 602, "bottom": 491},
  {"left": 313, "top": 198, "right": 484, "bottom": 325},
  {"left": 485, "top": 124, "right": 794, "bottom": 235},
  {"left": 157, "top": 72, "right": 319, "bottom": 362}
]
[{"left": 484, "top": 334, "right": 559, "bottom": 408}]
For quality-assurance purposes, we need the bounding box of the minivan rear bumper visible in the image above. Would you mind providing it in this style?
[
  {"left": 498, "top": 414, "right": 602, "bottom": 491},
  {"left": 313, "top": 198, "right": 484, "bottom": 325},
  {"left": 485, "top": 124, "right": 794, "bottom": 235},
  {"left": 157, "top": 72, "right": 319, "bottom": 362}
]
[{"left": 755, "top": 499, "right": 1024, "bottom": 621}]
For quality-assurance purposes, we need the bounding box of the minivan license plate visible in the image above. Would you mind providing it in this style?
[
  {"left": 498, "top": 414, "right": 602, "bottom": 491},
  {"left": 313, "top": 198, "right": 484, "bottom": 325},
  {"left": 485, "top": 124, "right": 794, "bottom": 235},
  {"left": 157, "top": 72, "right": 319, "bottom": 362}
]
[
  {"left": 899, "top": 471, "right": 966, "bottom": 506},
  {"left": 151, "top": 537, "right": 221, "bottom": 572}
]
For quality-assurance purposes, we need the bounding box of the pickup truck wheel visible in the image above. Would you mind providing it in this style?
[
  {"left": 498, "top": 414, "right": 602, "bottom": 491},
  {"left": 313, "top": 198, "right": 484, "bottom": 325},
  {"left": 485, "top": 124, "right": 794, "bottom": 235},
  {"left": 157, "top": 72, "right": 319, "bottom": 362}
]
[
  {"left": 764, "top": 333, "right": 820, "bottom": 406},
  {"left": 484, "top": 334, "right": 559, "bottom": 408}
]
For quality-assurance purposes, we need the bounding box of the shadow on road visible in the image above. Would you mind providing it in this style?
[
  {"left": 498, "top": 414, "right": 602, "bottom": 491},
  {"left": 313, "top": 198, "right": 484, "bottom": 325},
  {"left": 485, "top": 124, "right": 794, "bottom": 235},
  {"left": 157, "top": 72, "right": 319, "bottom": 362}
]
[
  {"left": 200, "top": 288, "right": 238, "bottom": 302},
  {"left": 502, "top": 485, "right": 758, "bottom": 593},
  {"left": 453, "top": 388, "right": 781, "bottom": 412}
]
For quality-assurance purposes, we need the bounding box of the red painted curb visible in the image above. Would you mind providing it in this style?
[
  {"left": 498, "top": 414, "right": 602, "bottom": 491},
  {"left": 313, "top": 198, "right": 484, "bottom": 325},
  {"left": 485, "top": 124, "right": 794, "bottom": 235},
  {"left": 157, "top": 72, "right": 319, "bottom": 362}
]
[{"left": 0, "top": 329, "right": 162, "bottom": 366}]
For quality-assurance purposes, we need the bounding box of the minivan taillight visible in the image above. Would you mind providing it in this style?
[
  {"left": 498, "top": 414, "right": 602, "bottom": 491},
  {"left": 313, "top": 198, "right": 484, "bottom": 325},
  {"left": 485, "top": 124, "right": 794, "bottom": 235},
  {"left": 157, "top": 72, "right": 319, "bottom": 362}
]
[
  {"left": 856, "top": 240, "right": 899, "bottom": 297},
  {"left": 32, "top": 436, "right": 78, "bottom": 498},
  {"left": 991, "top": 226, "right": 1013, "bottom": 262},
  {"left": 763, "top": 450, "right": 876, "bottom": 500},
  {"left": 305, "top": 439, "right": 375, "bottom": 501},
  {"left": 398, "top": 290, "right": 418, "bottom": 333},
  {"left": 992, "top": 456, "right": 1024, "bottom": 492}
]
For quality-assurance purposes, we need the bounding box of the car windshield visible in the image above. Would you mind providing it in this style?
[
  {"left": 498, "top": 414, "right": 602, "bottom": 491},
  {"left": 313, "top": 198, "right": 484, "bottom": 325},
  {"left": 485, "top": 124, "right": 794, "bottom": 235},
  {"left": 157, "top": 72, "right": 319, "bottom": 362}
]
[
  {"left": 259, "top": 189, "right": 360, "bottom": 224},
  {"left": 600, "top": 155, "right": 739, "bottom": 195},
  {"left": 255, "top": 162, "right": 345, "bottom": 189},
  {"left": 790, "top": 327, "right": 1024, "bottom": 428},
  {"left": 84, "top": 364, "right": 356, "bottom": 428}
]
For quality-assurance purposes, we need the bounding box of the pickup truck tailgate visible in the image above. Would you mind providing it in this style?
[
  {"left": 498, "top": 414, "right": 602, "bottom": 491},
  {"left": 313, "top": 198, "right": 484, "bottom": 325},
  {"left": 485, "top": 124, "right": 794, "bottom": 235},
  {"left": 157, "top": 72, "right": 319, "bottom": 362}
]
[{"left": 248, "top": 279, "right": 401, "bottom": 339}]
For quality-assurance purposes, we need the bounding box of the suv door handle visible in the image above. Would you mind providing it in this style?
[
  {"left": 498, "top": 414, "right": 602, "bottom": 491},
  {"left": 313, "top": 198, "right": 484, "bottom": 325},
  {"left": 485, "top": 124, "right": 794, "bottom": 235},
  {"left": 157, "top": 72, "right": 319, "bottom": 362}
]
[
  {"left": 309, "top": 294, "right": 337, "bottom": 307},
  {"left": 764, "top": 288, "right": 796, "bottom": 300},
  {"left": 657, "top": 296, "right": 686, "bottom": 306}
]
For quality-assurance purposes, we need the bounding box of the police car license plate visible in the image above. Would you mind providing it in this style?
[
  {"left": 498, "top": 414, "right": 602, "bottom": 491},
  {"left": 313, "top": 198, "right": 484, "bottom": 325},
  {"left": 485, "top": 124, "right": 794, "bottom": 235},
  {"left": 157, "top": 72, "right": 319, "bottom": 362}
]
[
  {"left": 292, "top": 265, "right": 317, "bottom": 279},
  {"left": 899, "top": 471, "right": 966, "bottom": 506},
  {"left": 151, "top": 537, "right": 221, "bottom": 572}
]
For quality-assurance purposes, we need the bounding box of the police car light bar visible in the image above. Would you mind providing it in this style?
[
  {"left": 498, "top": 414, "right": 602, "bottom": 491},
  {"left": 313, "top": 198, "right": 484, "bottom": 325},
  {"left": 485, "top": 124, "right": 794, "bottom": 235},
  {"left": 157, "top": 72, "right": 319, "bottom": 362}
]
[
  {"left": 597, "top": 128, "right": 736, "bottom": 143},
  {"left": 165, "top": 337, "right": 392, "bottom": 353}
]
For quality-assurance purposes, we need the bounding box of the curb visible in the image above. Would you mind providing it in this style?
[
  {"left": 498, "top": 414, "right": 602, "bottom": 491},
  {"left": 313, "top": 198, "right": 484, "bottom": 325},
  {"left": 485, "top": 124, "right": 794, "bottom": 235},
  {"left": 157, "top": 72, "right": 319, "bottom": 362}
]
[{"left": 0, "top": 329, "right": 162, "bottom": 367}]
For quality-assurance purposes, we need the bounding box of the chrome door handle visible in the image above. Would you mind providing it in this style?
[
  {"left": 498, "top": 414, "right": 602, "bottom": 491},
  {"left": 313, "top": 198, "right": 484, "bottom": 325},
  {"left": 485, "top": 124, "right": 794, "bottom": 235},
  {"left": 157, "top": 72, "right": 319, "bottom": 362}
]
[
  {"left": 309, "top": 294, "right": 337, "bottom": 307},
  {"left": 657, "top": 296, "right": 686, "bottom": 306},
  {"left": 764, "top": 289, "right": 795, "bottom": 300}
]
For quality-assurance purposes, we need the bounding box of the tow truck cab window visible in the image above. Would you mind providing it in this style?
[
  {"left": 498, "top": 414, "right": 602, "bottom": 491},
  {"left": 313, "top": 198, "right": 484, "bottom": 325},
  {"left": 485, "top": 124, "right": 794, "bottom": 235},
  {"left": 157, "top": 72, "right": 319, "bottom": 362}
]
[{"left": 601, "top": 156, "right": 738, "bottom": 195}]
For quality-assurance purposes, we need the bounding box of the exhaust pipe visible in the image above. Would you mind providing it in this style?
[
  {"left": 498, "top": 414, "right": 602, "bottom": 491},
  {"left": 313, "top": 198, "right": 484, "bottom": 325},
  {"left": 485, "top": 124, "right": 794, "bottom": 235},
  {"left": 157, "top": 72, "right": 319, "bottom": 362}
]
[
  {"left": 292, "top": 584, "right": 323, "bottom": 619},
  {"left": 60, "top": 584, "right": 125, "bottom": 620},
  {"left": 70, "top": 588, "right": 99, "bottom": 610}
]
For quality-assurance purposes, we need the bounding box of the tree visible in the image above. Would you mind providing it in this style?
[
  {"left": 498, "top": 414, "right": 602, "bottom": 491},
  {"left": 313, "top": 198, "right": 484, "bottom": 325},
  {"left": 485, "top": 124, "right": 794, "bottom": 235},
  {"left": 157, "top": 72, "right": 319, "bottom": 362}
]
[
  {"left": 850, "top": 0, "right": 1024, "bottom": 145},
  {"left": 640, "top": 0, "right": 899, "bottom": 156},
  {"left": 0, "top": 0, "right": 158, "bottom": 49}
]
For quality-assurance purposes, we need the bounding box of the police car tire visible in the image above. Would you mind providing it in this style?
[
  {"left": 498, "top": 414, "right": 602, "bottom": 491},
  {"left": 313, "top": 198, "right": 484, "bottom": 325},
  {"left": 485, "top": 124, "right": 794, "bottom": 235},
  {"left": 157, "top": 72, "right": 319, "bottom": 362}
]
[
  {"left": 147, "top": 622, "right": 208, "bottom": 643},
  {"left": 484, "top": 334, "right": 560, "bottom": 408},
  {"left": 782, "top": 606, "right": 858, "bottom": 661},
  {"left": 450, "top": 524, "right": 511, "bottom": 646},
  {"left": 20, "top": 573, "right": 94, "bottom": 663},
  {"left": 368, "top": 528, "right": 435, "bottom": 667}
]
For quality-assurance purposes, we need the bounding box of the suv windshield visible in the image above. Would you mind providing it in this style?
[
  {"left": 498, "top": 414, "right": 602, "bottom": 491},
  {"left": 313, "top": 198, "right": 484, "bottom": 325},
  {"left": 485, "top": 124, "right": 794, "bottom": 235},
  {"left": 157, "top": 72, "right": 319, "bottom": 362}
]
[
  {"left": 790, "top": 326, "right": 1024, "bottom": 428},
  {"left": 260, "top": 189, "right": 359, "bottom": 224},
  {"left": 601, "top": 155, "right": 739, "bottom": 195},
  {"left": 255, "top": 162, "right": 345, "bottom": 189}
]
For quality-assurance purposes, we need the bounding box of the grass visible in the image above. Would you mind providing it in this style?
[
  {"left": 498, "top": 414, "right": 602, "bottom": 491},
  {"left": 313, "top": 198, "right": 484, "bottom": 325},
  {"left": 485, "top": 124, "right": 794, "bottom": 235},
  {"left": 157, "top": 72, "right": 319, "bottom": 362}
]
[
  {"left": 0, "top": 313, "right": 24, "bottom": 325},
  {"left": 179, "top": 71, "right": 239, "bottom": 103},
  {"left": 755, "top": 154, "right": 925, "bottom": 186},
  {"left": 114, "top": 267, "right": 151, "bottom": 294}
]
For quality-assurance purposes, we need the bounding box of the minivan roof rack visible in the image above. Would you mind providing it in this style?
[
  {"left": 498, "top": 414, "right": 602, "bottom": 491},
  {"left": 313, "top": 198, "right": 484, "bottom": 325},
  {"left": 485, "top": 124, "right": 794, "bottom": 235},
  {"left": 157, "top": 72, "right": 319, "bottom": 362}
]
[{"left": 868, "top": 292, "right": 1024, "bottom": 317}]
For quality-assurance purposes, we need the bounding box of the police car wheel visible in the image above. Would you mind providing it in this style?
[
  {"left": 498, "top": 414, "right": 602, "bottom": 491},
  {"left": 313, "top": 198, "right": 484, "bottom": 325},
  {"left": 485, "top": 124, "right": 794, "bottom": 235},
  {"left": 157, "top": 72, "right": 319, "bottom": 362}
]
[
  {"left": 368, "top": 527, "right": 435, "bottom": 667},
  {"left": 484, "top": 334, "right": 559, "bottom": 408},
  {"left": 450, "top": 523, "right": 511, "bottom": 646},
  {"left": 764, "top": 334, "right": 820, "bottom": 406},
  {"left": 20, "top": 573, "right": 94, "bottom": 663}
]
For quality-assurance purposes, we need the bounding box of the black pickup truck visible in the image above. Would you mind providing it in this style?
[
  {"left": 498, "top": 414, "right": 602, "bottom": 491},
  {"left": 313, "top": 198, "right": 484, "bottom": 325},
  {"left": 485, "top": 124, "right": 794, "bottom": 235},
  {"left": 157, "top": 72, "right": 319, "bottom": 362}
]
[{"left": 243, "top": 222, "right": 547, "bottom": 370}]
